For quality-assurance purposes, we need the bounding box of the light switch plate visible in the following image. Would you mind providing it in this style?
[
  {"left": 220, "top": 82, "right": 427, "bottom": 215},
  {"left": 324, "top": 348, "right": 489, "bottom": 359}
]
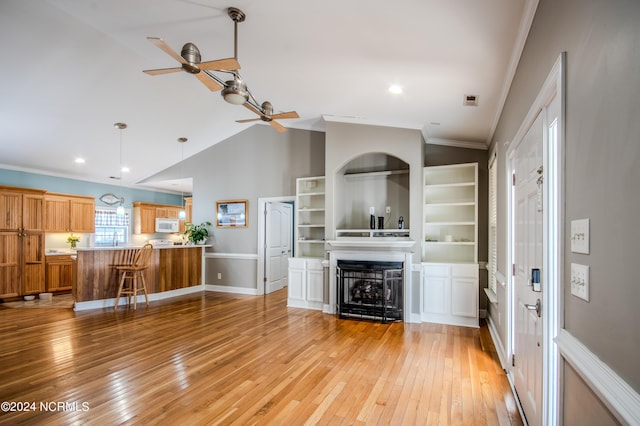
[
  {"left": 571, "top": 218, "right": 590, "bottom": 254},
  {"left": 570, "top": 263, "right": 589, "bottom": 302}
]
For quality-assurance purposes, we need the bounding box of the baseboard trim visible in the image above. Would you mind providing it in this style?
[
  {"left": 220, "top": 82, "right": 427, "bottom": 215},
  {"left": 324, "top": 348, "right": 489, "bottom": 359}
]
[
  {"left": 557, "top": 328, "right": 640, "bottom": 425},
  {"left": 486, "top": 314, "right": 508, "bottom": 370},
  {"left": 204, "top": 252, "right": 258, "bottom": 260},
  {"left": 74, "top": 285, "right": 204, "bottom": 311},
  {"left": 205, "top": 284, "right": 260, "bottom": 295}
]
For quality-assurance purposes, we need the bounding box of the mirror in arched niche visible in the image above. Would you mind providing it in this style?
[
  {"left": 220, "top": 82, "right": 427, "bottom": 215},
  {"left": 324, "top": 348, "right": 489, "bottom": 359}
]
[{"left": 335, "top": 153, "right": 410, "bottom": 230}]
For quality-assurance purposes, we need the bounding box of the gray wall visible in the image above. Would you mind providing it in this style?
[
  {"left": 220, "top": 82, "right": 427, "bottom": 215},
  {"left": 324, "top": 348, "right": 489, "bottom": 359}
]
[
  {"left": 186, "top": 125, "right": 325, "bottom": 289},
  {"left": 488, "top": 0, "right": 640, "bottom": 417}
]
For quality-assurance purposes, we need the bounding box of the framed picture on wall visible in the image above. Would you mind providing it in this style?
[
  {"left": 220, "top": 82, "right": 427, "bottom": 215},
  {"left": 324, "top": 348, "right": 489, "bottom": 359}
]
[{"left": 216, "top": 199, "right": 248, "bottom": 228}]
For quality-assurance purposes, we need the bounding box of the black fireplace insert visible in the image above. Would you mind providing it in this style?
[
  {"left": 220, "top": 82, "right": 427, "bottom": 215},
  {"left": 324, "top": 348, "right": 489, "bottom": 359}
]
[{"left": 337, "top": 260, "right": 404, "bottom": 323}]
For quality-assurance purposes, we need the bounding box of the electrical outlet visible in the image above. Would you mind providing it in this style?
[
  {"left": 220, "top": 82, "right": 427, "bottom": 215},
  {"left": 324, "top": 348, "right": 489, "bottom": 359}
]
[
  {"left": 369, "top": 206, "right": 375, "bottom": 215},
  {"left": 217, "top": 273, "right": 222, "bottom": 280},
  {"left": 571, "top": 219, "right": 590, "bottom": 254},
  {"left": 570, "top": 263, "right": 589, "bottom": 301},
  {"left": 385, "top": 206, "right": 391, "bottom": 214}
]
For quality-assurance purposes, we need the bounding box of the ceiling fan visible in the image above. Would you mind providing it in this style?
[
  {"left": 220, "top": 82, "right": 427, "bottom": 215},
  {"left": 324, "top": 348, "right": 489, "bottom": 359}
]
[
  {"left": 238, "top": 101, "right": 300, "bottom": 133},
  {"left": 142, "top": 38, "right": 240, "bottom": 92},
  {"left": 143, "top": 7, "right": 299, "bottom": 132}
]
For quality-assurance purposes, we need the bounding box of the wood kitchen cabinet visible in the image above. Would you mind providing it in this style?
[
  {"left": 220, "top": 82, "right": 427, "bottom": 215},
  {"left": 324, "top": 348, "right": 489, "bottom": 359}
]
[
  {"left": 46, "top": 255, "right": 75, "bottom": 292},
  {"left": 133, "top": 202, "right": 185, "bottom": 234},
  {"left": 185, "top": 197, "right": 192, "bottom": 223},
  {"left": 44, "top": 193, "right": 95, "bottom": 233},
  {"left": 134, "top": 203, "right": 157, "bottom": 234},
  {"left": 0, "top": 186, "right": 46, "bottom": 298}
]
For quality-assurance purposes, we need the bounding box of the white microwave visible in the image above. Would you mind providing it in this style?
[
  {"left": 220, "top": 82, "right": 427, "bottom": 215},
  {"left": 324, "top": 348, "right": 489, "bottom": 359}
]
[{"left": 155, "top": 218, "right": 179, "bottom": 233}]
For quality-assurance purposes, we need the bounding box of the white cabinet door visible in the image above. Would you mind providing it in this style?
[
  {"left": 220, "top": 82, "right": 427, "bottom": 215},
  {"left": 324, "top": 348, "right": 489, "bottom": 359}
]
[
  {"left": 306, "top": 268, "right": 324, "bottom": 304},
  {"left": 424, "top": 275, "right": 448, "bottom": 314},
  {"left": 451, "top": 277, "right": 477, "bottom": 318},
  {"left": 288, "top": 258, "right": 306, "bottom": 303},
  {"left": 422, "top": 262, "right": 478, "bottom": 327}
]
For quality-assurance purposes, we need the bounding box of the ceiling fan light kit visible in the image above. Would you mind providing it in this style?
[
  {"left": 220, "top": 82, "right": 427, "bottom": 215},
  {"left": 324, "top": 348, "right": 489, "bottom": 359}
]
[
  {"left": 143, "top": 7, "right": 298, "bottom": 132},
  {"left": 222, "top": 78, "right": 249, "bottom": 105}
]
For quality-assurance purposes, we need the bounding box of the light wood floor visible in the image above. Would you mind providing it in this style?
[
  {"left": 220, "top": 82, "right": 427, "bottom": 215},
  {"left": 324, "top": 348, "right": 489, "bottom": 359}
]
[{"left": 0, "top": 290, "right": 523, "bottom": 425}]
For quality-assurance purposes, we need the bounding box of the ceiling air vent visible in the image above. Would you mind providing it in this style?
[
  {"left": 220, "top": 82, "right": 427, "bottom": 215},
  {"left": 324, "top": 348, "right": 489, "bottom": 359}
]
[{"left": 463, "top": 94, "right": 478, "bottom": 106}]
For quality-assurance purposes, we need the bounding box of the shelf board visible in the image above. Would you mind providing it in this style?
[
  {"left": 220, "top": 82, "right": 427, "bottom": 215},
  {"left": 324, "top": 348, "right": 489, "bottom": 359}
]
[
  {"left": 343, "top": 169, "right": 409, "bottom": 180},
  {"left": 297, "top": 240, "right": 325, "bottom": 244},
  {"left": 298, "top": 192, "right": 326, "bottom": 197},
  {"left": 424, "top": 241, "right": 475, "bottom": 245},
  {"left": 425, "top": 202, "right": 475, "bottom": 207},
  {"left": 298, "top": 208, "right": 325, "bottom": 212},
  {"left": 425, "top": 182, "right": 475, "bottom": 189},
  {"left": 298, "top": 224, "right": 325, "bottom": 228},
  {"left": 424, "top": 221, "right": 475, "bottom": 226}
]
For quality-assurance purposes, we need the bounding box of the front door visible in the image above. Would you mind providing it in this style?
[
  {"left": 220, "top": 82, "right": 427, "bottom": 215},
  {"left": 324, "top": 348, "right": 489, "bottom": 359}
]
[
  {"left": 265, "top": 202, "right": 292, "bottom": 294},
  {"left": 512, "top": 112, "right": 544, "bottom": 426}
]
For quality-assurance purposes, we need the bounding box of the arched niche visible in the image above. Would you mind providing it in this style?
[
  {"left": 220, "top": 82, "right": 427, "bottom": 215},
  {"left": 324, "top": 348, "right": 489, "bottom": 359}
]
[{"left": 334, "top": 152, "right": 410, "bottom": 230}]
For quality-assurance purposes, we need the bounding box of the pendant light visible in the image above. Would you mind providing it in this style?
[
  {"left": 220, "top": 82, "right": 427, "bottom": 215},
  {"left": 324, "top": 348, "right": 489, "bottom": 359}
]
[
  {"left": 177, "top": 137, "right": 187, "bottom": 220},
  {"left": 114, "top": 122, "right": 127, "bottom": 217}
]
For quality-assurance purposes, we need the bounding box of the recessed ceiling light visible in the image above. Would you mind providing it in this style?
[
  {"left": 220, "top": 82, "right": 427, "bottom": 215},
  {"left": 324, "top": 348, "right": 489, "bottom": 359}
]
[
  {"left": 121, "top": 166, "right": 130, "bottom": 173},
  {"left": 388, "top": 85, "right": 403, "bottom": 94},
  {"left": 74, "top": 158, "right": 85, "bottom": 164}
]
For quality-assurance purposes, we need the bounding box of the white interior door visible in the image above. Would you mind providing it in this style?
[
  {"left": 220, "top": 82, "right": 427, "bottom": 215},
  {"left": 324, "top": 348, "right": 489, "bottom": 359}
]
[
  {"left": 512, "top": 112, "right": 544, "bottom": 426},
  {"left": 265, "top": 202, "right": 292, "bottom": 294}
]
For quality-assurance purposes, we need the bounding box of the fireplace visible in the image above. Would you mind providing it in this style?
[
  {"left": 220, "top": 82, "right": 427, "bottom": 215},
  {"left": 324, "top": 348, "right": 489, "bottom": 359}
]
[{"left": 337, "top": 260, "right": 403, "bottom": 323}]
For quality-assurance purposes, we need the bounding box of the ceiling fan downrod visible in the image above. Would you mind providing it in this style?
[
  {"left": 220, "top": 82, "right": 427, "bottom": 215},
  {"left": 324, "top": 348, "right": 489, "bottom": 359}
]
[{"left": 227, "top": 7, "right": 245, "bottom": 62}]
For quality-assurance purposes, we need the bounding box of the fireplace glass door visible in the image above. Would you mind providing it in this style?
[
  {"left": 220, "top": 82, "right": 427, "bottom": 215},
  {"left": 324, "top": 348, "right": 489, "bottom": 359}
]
[{"left": 337, "top": 260, "right": 403, "bottom": 323}]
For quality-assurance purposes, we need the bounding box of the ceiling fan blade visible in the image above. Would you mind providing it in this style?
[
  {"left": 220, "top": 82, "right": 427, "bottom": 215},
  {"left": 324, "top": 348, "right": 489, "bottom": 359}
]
[
  {"left": 236, "top": 118, "right": 261, "bottom": 123},
  {"left": 147, "top": 37, "right": 187, "bottom": 65},
  {"left": 243, "top": 102, "right": 267, "bottom": 118},
  {"left": 199, "top": 57, "right": 241, "bottom": 71},
  {"left": 194, "top": 72, "right": 223, "bottom": 92},
  {"left": 143, "top": 67, "right": 183, "bottom": 75},
  {"left": 270, "top": 111, "right": 300, "bottom": 120},
  {"left": 269, "top": 120, "right": 287, "bottom": 133}
]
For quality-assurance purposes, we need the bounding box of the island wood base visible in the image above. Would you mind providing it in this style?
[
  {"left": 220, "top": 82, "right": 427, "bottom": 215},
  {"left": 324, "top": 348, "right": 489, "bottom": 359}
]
[{"left": 74, "top": 247, "right": 202, "bottom": 303}]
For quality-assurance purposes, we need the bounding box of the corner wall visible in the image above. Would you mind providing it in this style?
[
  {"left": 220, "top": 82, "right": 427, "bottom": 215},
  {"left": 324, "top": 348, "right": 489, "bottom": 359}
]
[
  {"left": 185, "top": 125, "right": 325, "bottom": 291},
  {"left": 489, "top": 0, "right": 640, "bottom": 420}
]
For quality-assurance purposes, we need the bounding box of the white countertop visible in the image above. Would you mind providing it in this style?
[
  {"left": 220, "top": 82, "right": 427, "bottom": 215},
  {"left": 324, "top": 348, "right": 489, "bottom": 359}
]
[
  {"left": 45, "top": 248, "right": 77, "bottom": 256},
  {"left": 75, "top": 244, "right": 210, "bottom": 251},
  {"left": 46, "top": 244, "right": 210, "bottom": 255}
]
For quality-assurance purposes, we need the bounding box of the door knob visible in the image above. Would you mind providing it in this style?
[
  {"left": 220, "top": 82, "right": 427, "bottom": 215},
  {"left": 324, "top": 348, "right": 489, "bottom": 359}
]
[{"left": 525, "top": 299, "right": 542, "bottom": 317}]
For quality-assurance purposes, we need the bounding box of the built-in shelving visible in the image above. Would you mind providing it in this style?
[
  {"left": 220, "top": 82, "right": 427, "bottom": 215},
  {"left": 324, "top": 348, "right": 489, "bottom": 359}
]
[
  {"left": 335, "top": 229, "right": 410, "bottom": 239},
  {"left": 295, "top": 176, "right": 326, "bottom": 258},
  {"left": 423, "top": 163, "right": 478, "bottom": 263}
]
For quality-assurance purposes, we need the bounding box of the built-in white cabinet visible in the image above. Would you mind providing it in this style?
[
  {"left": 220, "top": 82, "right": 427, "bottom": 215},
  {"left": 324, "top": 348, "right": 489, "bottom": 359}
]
[
  {"left": 422, "top": 263, "right": 478, "bottom": 327},
  {"left": 422, "top": 163, "right": 478, "bottom": 263},
  {"left": 287, "top": 257, "right": 324, "bottom": 310},
  {"left": 295, "top": 177, "right": 325, "bottom": 258}
]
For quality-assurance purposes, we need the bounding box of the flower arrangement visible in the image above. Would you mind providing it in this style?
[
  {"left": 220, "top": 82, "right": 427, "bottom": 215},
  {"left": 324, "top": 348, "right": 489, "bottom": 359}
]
[
  {"left": 66, "top": 234, "right": 80, "bottom": 248},
  {"left": 184, "top": 221, "right": 211, "bottom": 245}
]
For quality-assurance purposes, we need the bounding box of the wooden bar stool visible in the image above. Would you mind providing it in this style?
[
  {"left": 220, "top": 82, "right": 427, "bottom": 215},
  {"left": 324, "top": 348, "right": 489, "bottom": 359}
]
[{"left": 114, "top": 244, "right": 153, "bottom": 310}]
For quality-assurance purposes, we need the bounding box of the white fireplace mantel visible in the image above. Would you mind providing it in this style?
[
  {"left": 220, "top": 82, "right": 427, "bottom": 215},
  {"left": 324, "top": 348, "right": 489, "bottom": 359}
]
[{"left": 326, "top": 239, "right": 416, "bottom": 250}]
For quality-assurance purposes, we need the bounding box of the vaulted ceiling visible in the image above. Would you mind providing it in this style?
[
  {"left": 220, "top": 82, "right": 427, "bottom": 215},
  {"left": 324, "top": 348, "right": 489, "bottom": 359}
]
[{"left": 0, "top": 0, "right": 535, "bottom": 192}]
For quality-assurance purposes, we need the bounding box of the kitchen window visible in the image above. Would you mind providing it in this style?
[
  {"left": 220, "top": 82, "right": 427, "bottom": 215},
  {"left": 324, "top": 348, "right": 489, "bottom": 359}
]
[{"left": 94, "top": 207, "right": 130, "bottom": 246}]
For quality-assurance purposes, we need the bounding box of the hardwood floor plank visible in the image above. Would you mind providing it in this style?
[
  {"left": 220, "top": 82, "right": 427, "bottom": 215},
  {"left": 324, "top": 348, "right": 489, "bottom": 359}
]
[{"left": 0, "top": 291, "right": 522, "bottom": 425}]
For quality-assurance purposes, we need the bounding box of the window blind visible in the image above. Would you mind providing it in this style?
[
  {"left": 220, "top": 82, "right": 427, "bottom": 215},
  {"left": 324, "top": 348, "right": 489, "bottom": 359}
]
[{"left": 488, "top": 152, "right": 498, "bottom": 294}]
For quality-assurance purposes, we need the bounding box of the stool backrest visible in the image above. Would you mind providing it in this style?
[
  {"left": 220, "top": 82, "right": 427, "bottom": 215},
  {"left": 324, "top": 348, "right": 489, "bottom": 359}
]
[{"left": 133, "top": 243, "right": 153, "bottom": 268}]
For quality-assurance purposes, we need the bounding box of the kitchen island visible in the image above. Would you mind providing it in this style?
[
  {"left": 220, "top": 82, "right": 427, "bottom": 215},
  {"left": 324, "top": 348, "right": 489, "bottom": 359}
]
[{"left": 73, "top": 245, "right": 207, "bottom": 310}]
